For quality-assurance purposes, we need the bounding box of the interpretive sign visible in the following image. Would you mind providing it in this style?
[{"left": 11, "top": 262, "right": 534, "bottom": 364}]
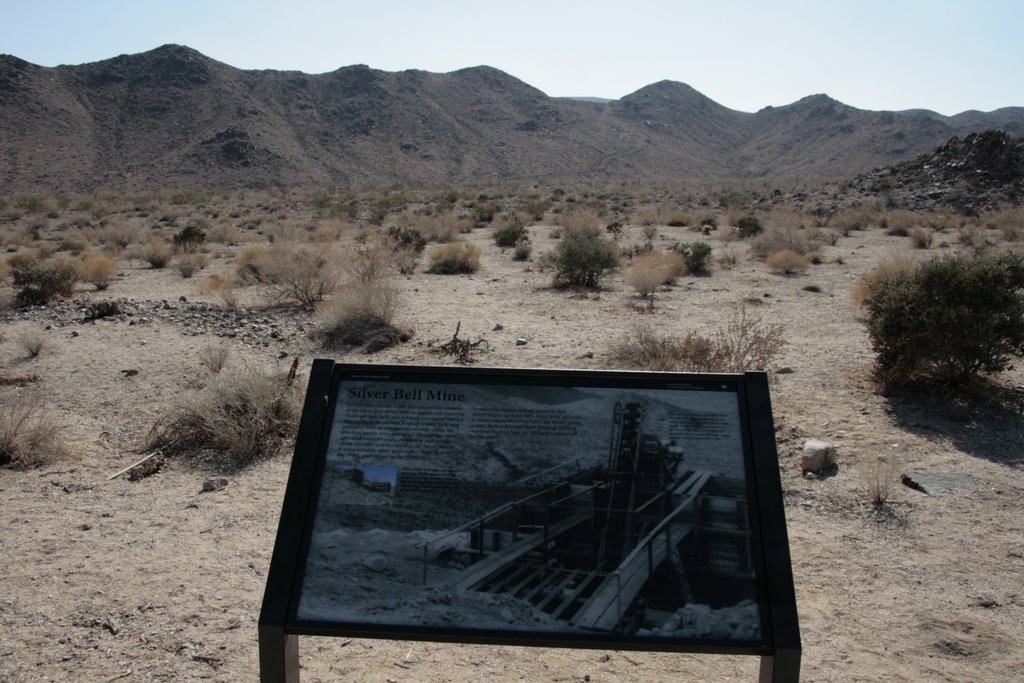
[{"left": 260, "top": 361, "right": 800, "bottom": 682}]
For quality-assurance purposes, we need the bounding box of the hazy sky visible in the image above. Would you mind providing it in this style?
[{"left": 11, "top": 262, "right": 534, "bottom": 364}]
[{"left": 3, "top": 0, "right": 1021, "bottom": 115}]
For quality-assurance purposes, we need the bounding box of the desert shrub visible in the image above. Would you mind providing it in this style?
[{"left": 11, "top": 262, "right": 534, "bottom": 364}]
[
  {"left": 95, "top": 221, "right": 142, "bottom": 251},
  {"left": 862, "top": 252, "right": 1024, "bottom": 386},
  {"left": 198, "top": 345, "right": 230, "bottom": 373},
  {"left": 343, "top": 237, "right": 400, "bottom": 283},
  {"left": 513, "top": 243, "right": 532, "bottom": 261},
  {"left": 85, "top": 300, "right": 121, "bottom": 320},
  {"left": 235, "top": 244, "right": 269, "bottom": 283},
  {"left": 76, "top": 251, "right": 117, "bottom": 290},
  {"left": 766, "top": 249, "right": 810, "bottom": 274},
  {"left": 610, "top": 308, "right": 784, "bottom": 373},
  {"left": 0, "top": 259, "right": 8, "bottom": 282},
  {"left": 471, "top": 201, "right": 498, "bottom": 225},
  {"left": 864, "top": 458, "right": 899, "bottom": 507},
  {"left": 315, "top": 283, "right": 409, "bottom": 352},
  {"left": 173, "top": 224, "right": 207, "bottom": 253},
  {"left": 910, "top": 227, "right": 933, "bottom": 249},
  {"left": 175, "top": 252, "right": 209, "bottom": 278},
  {"left": 260, "top": 243, "right": 339, "bottom": 307},
  {"left": 641, "top": 225, "right": 658, "bottom": 241},
  {"left": 750, "top": 225, "right": 816, "bottom": 259},
  {"left": 735, "top": 215, "right": 763, "bottom": 238},
  {"left": 831, "top": 205, "right": 881, "bottom": 235},
  {"left": 386, "top": 226, "right": 427, "bottom": 252},
  {"left": 146, "top": 365, "right": 300, "bottom": 463},
  {"left": 140, "top": 238, "right": 173, "bottom": 268},
  {"left": 11, "top": 259, "right": 77, "bottom": 306},
  {"left": 699, "top": 214, "right": 718, "bottom": 228},
  {"left": 427, "top": 241, "right": 481, "bottom": 274},
  {"left": 493, "top": 222, "right": 529, "bottom": 248},
  {"left": 7, "top": 249, "right": 41, "bottom": 272},
  {"left": 717, "top": 244, "right": 739, "bottom": 270},
  {"left": 881, "top": 210, "right": 919, "bottom": 237},
  {"left": 672, "top": 241, "right": 713, "bottom": 274},
  {"left": 0, "top": 396, "right": 70, "bottom": 469},
  {"left": 985, "top": 207, "right": 1023, "bottom": 241},
  {"left": 200, "top": 273, "right": 240, "bottom": 309},
  {"left": 17, "top": 330, "right": 46, "bottom": 358},
  {"left": 850, "top": 255, "right": 917, "bottom": 309},
  {"left": 551, "top": 227, "right": 619, "bottom": 287},
  {"left": 557, "top": 210, "right": 601, "bottom": 235},
  {"left": 666, "top": 213, "right": 690, "bottom": 227}
]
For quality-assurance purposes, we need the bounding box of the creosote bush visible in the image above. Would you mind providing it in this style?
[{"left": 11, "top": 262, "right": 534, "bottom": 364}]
[
  {"left": 0, "top": 395, "right": 70, "bottom": 469},
  {"left": 315, "top": 283, "right": 409, "bottom": 352},
  {"left": 146, "top": 365, "right": 300, "bottom": 463},
  {"left": 493, "top": 222, "right": 529, "bottom": 248},
  {"left": 12, "top": 259, "right": 77, "bottom": 306},
  {"left": 861, "top": 252, "right": 1024, "bottom": 387},
  {"left": 672, "top": 241, "right": 713, "bottom": 274},
  {"left": 427, "top": 241, "right": 481, "bottom": 274},
  {"left": 551, "top": 227, "right": 619, "bottom": 288}
]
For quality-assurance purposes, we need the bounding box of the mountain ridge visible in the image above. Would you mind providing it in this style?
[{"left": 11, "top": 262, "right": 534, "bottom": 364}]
[{"left": 2, "top": 44, "right": 1022, "bottom": 192}]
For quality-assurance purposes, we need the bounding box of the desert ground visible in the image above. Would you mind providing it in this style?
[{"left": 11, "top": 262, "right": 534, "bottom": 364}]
[{"left": 0, "top": 185, "right": 1022, "bottom": 682}]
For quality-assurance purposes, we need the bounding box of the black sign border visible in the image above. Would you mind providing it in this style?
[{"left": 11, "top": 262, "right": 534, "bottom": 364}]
[{"left": 259, "top": 361, "right": 800, "bottom": 681}]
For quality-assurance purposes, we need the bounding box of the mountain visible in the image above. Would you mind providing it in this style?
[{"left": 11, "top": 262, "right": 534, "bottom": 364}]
[{"left": 1, "top": 44, "right": 1022, "bottom": 192}]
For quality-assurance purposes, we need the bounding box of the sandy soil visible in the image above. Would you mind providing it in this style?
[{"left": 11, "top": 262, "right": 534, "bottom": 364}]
[{"left": 1, "top": 211, "right": 1023, "bottom": 682}]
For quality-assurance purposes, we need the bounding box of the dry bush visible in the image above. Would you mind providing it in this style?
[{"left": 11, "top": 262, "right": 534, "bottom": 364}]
[
  {"left": 198, "top": 345, "right": 230, "bottom": 373},
  {"left": 850, "top": 255, "right": 917, "bottom": 309},
  {"left": 146, "top": 364, "right": 300, "bottom": 463},
  {"left": 200, "top": 273, "right": 240, "bottom": 309},
  {"left": 17, "top": 330, "right": 45, "bottom": 358},
  {"left": 750, "top": 223, "right": 817, "bottom": 259},
  {"left": 611, "top": 308, "right": 784, "bottom": 373},
  {"left": 427, "top": 241, "right": 481, "bottom": 274},
  {"left": 260, "top": 243, "right": 340, "bottom": 307},
  {"left": 557, "top": 210, "right": 601, "bottom": 235},
  {"left": 7, "top": 249, "right": 41, "bottom": 272},
  {"left": 666, "top": 213, "right": 691, "bottom": 227},
  {"left": 985, "top": 207, "right": 1024, "bottom": 242},
  {"left": 413, "top": 214, "right": 458, "bottom": 243},
  {"left": 881, "top": 210, "right": 920, "bottom": 236},
  {"left": 95, "top": 221, "right": 142, "bottom": 251},
  {"left": 139, "top": 237, "right": 173, "bottom": 268},
  {"left": 315, "top": 283, "right": 409, "bottom": 352},
  {"left": 627, "top": 251, "right": 685, "bottom": 308},
  {"left": 342, "top": 236, "right": 400, "bottom": 283},
  {"left": 76, "top": 251, "right": 117, "bottom": 290},
  {"left": 0, "top": 395, "right": 70, "bottom": 469},
  {"left": 175, "top": 253, "right": 209, "bottom": 278},
  {"left": 235, "top": 244, "right": 269, "bottom": 283},
  {"left": 30, "top": 240, "right": 58, "bottom": 259},
  {"left": 910, "top": 227, "right": 933, "bottom": 249},
  {"left": 0, "top": 259, "right": 9, "bottom": 283},
  {"left": 513, "top": 243, "right": 532, "bottom": 261},
  {"left": 831, "top": 205, "right": 881, "bottom": 235},
  {"left": 766, "top": 249, "right": 810, "bottom": 274},
  {"left": 204, "top": 222, "right": 249, "bottom": 245},
  {"left": 864, "top": 458, "right": 899, "bottom": 506},
  {"left": 641, "top": 224, "right": 659, "bottom": 240}
]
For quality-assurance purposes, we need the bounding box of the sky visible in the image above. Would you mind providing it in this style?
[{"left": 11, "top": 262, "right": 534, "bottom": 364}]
[{"left": 2, "top": 0, "right": 1022, "bottom": 115}]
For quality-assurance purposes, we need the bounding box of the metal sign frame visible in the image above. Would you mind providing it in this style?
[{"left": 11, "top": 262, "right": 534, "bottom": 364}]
[{"left": 259, "top": 361, "right": 800, "bottom": 681}]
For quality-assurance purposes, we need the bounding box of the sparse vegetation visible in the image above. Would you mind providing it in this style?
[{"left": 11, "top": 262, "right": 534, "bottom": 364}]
[
  {"left": 672, "top": 241, "right": 713, "bottom": 274},
  {"left": 146, "top": 365, "right": 300, "bottom": 463},
  {"left": 76, "top": 251, "right": 117, "bottom": 289},
  {"left": 315, "top": 283, "right": 409, "bottom": 352},
  {"left": 766, "top": 249, "right": 810, "bottom": 274},
  {"left": 11, "top": 259, "right": 77, "bottom": 306},
  {"left": 0, "top": 395, "right": 70, "bottom": 469}
]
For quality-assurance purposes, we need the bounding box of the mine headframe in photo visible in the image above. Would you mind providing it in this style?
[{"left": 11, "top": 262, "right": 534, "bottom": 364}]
[{"left": 423, "top": 400, "right": 757, "bottom": 637}]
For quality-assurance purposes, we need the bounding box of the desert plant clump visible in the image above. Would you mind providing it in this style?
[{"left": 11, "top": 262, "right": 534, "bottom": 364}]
[
  {"left": 172, "top": 224, "right": 207, "bottom": 252},
  {"left": 140, "top": 237, "right": 174, "bottom": 269},
  {"left": 385, "top": 226, "right": 427, "bottom": 253},
  {"left": 75, "top": 251, "right": 117, "bottom": 290},
  {"left": 735, "top": 215, "right": 763, "bottom": 238},
  {"left": 11, "top": 259, "right": 77, "bottom": 306},
  {"left": 175, "top": 252, "right": 209, "bottom": 278},
  {"left": 0, "top": 395, "right": 70, "bottom": 469},
  {"left": 198, "top": 345, "right": 230, "bottom": 373},
  {"left": 427, "top": 241, "right": 481, "bottom": 274},
  {"left": 909, "top": 227, "right": 933, "bottom": 249},
  {"left": 666, "top": 213, "right": 690, "bottom": 228},
  {"left": 861, "top": 252, "right": 1024, "bottom": 387},
  {"left": 610, "top": 307, "right": 784, "bottom": 373},
  {"left": 259, "top": 243, "right": 340, "bottom": 307},
  {"left": 493, "top": 222, "right": 529, "bottom": 248},
  {"left": 766, "top": 249, "right": 811, "bottom": 274},
  {"left": 864, "top": 458, "right": 899, "bottom": 508},
  {"left": 672, "top": 241, "right": 713, "bottom": 274},
  {"left": 146, "top": 365, "right": 300, "bottom": 463},
  {"left": 85, "top": 300, "right": 121, "bottom": 320},
  {"left": 200, "top": 273, "right": 240, "bottom": 309},
  {"left": 513, "top": 243, "right": 532, "bottom": 261},
  {"left": 550, "top": 227, "right": 619, "bottom": 288},
  {"left": 315, "top": 283, "right": 410, "bottom": 352},
  {"left": 17, "top": 330, "right": 46, "bottom": 358}
]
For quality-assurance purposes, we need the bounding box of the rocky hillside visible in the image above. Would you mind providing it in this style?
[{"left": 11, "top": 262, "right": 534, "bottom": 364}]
[{"left": 2, "top": 44, "right": 1022, "bottom": 192}]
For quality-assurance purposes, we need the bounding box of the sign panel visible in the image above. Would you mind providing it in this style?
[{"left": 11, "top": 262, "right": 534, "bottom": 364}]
[{"left": 279, "top": 365, "right": 790, "bottom": 653}]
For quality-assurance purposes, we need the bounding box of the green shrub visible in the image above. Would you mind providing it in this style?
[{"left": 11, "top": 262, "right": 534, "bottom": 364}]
[
  {"left": 493, "top": 223, "right": 529, "bottom": 248},
  {"left": 12, "top": 259, "right": 77, "bottom": 306},
  {"left": 386, "top": 226, "right": 427, "bottom": 252},
  {"left": 862, "top": 252, "right": 1024, "bottom": 386},
  {"left": 735, "top": 215, "right": 763, "bottom": 238},
  {"left": 173, "top": 224, "right": 207, "bottom": 252},
  {"left": 551, "top": 227, "right": 619, "bottom": 287},
  {"left": 672, "top": 241, "right": 713, "bottom": 274}
]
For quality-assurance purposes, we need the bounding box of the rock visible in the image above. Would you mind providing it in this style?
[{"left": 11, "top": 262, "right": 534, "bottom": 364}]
[
  {"left": 775, "top": 367, "right": 794, "bottom": 374},
  {"left": 801, "top": 439, "right": 836, "bottom": 473},
  {"left": 516, "top": 338, "right": 528, "bottom": 346},
  {"left": 901, "top": 469, "right": 974, "bottom": 496},
  {"left": 201, "top": 477, "right": 228, "bottom": 492},
  {"left": 363, "top": 555, "right": 388, "bottom": 572},
  {"left": 493, "top": 323, "right": 503, "bottom": 331},
  {"left": 120, "top": 369, "right": 139, "bottom": 377}
]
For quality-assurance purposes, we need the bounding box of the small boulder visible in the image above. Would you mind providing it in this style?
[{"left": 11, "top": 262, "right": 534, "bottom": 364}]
[{"left": 801, "top": 439, "right": 836, "bottom": 474}]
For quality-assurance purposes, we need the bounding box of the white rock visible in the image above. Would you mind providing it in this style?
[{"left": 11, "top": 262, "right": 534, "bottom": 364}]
[{"left": 801, "top": 439, "right": 836, "bottom": 473}]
